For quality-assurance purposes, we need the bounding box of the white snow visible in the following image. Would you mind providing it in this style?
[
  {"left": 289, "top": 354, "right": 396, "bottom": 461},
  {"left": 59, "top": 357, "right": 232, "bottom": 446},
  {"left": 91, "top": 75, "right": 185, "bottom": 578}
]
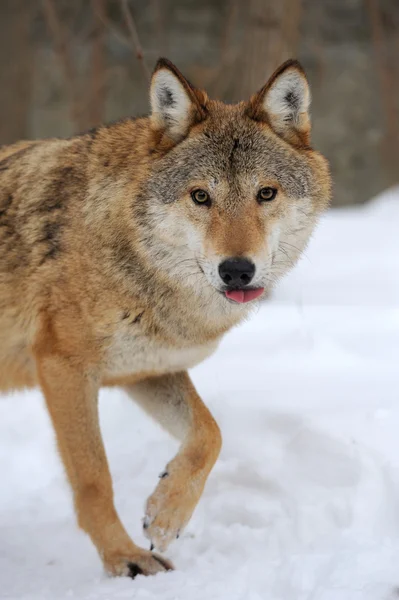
[{"left": 1, "top": 187, "right": 399, "bottom": 600}]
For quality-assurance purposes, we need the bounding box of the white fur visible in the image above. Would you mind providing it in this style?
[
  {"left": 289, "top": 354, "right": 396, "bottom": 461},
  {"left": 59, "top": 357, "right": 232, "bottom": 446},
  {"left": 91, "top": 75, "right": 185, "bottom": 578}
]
[
  {"left": 105, "top": 330, "right": 218, "bottom": 380},
  {"left": 151, "top": 69, "right": 192, "bottom": 139},
  {"left": 268, "top": 222, "right": 281, "bottom": 255},
  {"left": 263, "top": 69, "right": 310, "bottom": 122}
]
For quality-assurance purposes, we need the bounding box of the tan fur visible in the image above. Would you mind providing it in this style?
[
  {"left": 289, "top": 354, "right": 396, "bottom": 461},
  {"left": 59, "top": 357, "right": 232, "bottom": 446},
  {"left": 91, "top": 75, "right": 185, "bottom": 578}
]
[{"left": 0, "top": 58, "right": 331, "bottom": 578}]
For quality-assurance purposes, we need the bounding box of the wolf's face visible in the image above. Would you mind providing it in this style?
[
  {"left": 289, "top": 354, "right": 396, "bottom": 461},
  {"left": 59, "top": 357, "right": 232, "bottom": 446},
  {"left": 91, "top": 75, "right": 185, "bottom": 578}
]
[{"left": 141, "top": 59, "right": 331, "bottom": 309}]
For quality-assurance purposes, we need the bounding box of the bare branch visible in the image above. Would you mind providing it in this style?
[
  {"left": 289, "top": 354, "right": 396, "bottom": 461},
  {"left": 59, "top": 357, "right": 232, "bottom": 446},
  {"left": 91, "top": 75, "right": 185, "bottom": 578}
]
[
  {"left": 93, "top": 1, "right": 132, "bottom": 49},
  {"left": 120, "top": 0, "right": 150, "bottom": 81}
]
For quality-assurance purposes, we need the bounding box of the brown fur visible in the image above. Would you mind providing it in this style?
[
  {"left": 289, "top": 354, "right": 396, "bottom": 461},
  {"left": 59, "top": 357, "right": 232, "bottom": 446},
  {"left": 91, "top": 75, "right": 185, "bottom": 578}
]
[{"left": 0, "top": 58, "right": 331, "bottom": 578}]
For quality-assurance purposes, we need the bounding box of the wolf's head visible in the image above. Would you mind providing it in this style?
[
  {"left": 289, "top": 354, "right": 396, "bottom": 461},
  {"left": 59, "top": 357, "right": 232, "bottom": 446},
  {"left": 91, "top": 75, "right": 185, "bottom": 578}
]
[{"left": 137, "top": 58, "right": 331, "bottom": 311}]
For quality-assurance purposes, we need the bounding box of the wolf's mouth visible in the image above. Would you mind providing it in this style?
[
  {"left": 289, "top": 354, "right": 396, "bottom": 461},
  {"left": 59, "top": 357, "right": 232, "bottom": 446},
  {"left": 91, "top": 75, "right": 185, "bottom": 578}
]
[{"left": 223, "top": 288, "right": 264, "bottom": 304}]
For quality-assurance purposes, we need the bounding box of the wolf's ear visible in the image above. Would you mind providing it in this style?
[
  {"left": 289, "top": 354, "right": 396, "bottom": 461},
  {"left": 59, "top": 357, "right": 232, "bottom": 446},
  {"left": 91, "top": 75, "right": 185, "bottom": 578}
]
[
  {"left": 150, "top": 58, "right": 207, "bottom": 142},
  {"left": 247, "top": 60, "right": 311, "bottom": 146}
]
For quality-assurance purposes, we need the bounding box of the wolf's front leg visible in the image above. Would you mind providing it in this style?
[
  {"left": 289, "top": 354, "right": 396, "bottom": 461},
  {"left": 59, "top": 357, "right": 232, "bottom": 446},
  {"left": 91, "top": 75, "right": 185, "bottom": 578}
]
[
  {"left": 35, "top": 353, "right": 173, "bottom": 577},
  {"left": 126, "top": 371, "right": 222, "bottom": 552}
]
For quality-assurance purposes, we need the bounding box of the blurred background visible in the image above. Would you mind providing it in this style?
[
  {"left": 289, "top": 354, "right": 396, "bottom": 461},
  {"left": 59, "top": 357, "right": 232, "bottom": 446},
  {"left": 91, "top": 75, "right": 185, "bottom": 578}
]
[{"left": 1, "top": 0, "right": 398, "bottom": 206}]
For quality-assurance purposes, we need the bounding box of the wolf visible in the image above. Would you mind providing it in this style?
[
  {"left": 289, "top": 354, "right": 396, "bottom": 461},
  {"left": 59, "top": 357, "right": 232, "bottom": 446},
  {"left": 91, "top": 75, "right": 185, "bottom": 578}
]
[{"left": 0, "top": 58, "right": 331, "bottom": 578}]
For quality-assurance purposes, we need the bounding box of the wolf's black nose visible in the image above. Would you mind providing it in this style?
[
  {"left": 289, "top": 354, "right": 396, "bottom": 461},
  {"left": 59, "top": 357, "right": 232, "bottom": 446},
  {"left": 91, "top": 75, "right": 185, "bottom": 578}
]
[{"left": 218, "top": 258, "right": 255, "bottom": 287}]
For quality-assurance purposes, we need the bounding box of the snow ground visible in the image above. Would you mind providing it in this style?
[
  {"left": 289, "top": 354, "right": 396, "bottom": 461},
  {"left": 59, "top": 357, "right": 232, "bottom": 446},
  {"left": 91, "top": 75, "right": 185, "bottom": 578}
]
[{"left": 1, "top": 187, "right": 399, "bottom": 600}]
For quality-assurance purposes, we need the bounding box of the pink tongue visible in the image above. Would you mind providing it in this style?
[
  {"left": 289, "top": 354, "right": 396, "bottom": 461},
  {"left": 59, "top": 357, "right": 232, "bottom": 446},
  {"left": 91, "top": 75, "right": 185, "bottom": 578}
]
[{"left": 225, "top": 288, "right": 264, "bottom": 303}]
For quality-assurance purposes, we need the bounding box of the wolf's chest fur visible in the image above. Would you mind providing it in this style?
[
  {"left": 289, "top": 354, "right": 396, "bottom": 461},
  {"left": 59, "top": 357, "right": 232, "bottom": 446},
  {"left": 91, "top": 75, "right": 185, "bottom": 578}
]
[{"left": 104, "top": 328, "right": 218, "bottom": 380}]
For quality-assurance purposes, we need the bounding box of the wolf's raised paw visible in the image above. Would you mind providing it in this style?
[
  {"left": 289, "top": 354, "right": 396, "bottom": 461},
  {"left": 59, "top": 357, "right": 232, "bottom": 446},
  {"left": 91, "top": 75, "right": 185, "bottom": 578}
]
[{"left": 143, "top": 471, "right": 200, "bottom": 552}]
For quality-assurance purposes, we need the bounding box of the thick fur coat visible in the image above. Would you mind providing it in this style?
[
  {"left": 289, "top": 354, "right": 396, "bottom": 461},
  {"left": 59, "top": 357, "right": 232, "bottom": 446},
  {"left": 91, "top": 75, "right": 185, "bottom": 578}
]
[{"left": 0, "top": 58, "right": 331, "bottom": 578}]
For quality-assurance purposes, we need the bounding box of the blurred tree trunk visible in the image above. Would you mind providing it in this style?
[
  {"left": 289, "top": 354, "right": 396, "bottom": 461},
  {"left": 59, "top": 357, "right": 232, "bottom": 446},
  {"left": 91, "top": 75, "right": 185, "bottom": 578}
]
[
  {"left": 0, "top": 0, "right": 34, "bottom": 145},
  {"left": 365, "top": 0, "right": 399, "bottom": 185},
  {"left": 236, "top": 0, "right": 301, "bottom": 100},
  {"left": 239, "top": 0, "right": 284, "bottom": 99},
  {"left": 87, "top": 0, "right": 107, "bottom": 129}
]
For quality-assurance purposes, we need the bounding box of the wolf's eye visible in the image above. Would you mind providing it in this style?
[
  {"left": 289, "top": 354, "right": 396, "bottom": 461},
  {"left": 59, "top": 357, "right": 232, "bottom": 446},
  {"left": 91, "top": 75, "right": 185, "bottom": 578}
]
[
  {"left": 191, "top": 189, "right": 211, "bottom": 207},
  {"left": 258, "top": 187, "right": 277, "bottom": 202}
]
